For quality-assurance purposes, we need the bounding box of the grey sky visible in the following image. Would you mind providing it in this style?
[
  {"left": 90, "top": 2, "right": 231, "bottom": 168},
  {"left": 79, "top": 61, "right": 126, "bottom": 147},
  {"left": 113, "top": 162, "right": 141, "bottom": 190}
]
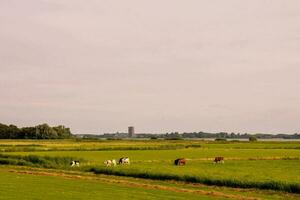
[{"left": 0, "top": 0, "right": 299, "bottom": 134}]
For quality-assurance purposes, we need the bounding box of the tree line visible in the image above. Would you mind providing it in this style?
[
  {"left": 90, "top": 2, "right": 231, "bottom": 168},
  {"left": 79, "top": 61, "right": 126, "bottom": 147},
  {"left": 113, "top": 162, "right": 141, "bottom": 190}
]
[
  {"left": 0, "top": 123, "right": 72, "bottom": 139},
  {"left": 84, "top": 131, "right": 300, "bottom": 140}
]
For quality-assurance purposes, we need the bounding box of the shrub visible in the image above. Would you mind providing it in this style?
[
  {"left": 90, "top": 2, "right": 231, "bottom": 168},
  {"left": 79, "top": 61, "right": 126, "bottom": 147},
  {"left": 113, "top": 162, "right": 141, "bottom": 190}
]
[
  {"left": 185, "top": 144, "right": 201, "bottom": 148},
  {"left": 215, "top": 138, "right": 227, "bottom": 142},
  {"left": 164, "top": 138, "right": 183, "bottom": 140},
  {"left": 249, "top": 136, "right": 257, "bottom": 142}
]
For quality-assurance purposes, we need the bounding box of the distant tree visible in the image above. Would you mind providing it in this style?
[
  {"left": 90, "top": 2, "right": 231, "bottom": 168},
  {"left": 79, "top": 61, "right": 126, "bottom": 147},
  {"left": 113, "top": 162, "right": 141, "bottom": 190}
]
[
  {"left": 0, "top": 123, "right": 72, "bottom": 139},
  {"left": 249, "top": 136, "right": 257, "bottom": 142},
  {"left": 0, "top": 123, "right": 9, "bottom": 139},
  {"left": 35, "top": 124, "right": 58, "bottom": 139},
  {"left": 21, "top": 127, "right": 37, "bottom": 139},
  {"left": 8, "top": 125, "right": 21, "bottom": 139},
  {"left": 216, "top": 132, "right": 228, "bottom": 138},
  {"left": 53, "top": 125, "right": 72, "bottom": 138},
  {"left": 230, "top": 132, "right": 236, "bottom": 138}
]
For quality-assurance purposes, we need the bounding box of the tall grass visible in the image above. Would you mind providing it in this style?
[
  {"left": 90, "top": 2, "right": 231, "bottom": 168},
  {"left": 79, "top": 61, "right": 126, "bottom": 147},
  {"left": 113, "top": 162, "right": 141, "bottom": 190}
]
[
  {"left": 0, "top": 154, "right": 78, "bottom": 169},
  {"left": 88, "top": 167, "right": 300, "bottom": 194}
]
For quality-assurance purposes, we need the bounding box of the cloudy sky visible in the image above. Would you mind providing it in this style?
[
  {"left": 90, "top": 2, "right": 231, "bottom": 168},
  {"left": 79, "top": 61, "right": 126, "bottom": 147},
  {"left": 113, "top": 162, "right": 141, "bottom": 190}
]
[{"left": 0, "top": 0, "right": 299, "bottom": 134}]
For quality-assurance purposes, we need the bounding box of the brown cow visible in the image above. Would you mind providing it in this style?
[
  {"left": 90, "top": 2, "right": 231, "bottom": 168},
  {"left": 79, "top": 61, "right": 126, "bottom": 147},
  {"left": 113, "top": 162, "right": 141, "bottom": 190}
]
[
  {"left": 174, "top": 158, "right": 186, "bottom": 166},
  {"left": 214, "top": 157, "right": 224, "bottom": 164}
]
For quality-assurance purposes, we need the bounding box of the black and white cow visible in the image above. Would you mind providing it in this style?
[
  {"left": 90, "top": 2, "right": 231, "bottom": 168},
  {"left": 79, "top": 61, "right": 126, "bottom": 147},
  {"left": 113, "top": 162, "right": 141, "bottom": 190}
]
[
  {"left": 118, "top": 157, "right": 130, "bottom": 165},
  {"left": 104, "top": 159, "right": 117, "bottom": 167},
  {"left": 70, "top": 160, "right": 80, "bottom": 167}
]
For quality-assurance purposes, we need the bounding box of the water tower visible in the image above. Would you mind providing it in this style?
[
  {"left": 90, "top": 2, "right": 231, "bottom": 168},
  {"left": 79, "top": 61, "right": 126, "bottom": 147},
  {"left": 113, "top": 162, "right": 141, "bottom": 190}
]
[{"left": 128, "top": 126, "right": 135, "bottom": 138}]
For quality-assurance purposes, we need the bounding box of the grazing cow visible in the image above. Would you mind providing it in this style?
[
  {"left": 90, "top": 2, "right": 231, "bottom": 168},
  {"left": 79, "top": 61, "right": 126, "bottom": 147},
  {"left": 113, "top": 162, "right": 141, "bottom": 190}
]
[
  {"left": 174, "top": 158, "right": 186, "bottom": 166},
  {"left": 214, "top": 157, "right": 224, "bottom": 164},
  {"left": 70, "top": 160, "right": 80, "bottom": 167},
  {"left": 112, "top": 159, "right": 117, "bottom": 166},
  {"left": 104, "top": 159, "right": 117, "bottom": 167},
  {"left": 118, "top": 157, "right": 130, "bottom": 165},
  {"left": 104, "top": 160, "right": 112, "bottom": 166}
]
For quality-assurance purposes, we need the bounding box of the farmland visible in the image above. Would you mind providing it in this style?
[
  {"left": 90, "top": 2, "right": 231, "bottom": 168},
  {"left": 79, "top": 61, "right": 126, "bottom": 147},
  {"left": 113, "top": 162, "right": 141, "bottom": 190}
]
[
  {"left": 0, "top": 139, "right": 299, "bottom": 199},
  {"left": 0, "top": 168, "right": 223, "bottom": 200}
]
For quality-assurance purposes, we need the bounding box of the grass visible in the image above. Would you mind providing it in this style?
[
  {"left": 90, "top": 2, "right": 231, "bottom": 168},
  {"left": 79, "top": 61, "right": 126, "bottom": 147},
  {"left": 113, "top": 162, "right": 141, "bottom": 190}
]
[
  {"left": 0, "top": 170, "right": 227, "bottom": 200},
  {"left": 0, "top": 154, "right": 78, "bottom": 169},
  {"left": 7, "top": 148, "right": 300, "bottom": 162},
  {"left": 2, "top": 149, "right": 300, "bottom": 193},
  {"left": 0, "top": 139, "right": 300, "bottom": 196},
  {"left": 88, "top": 160, "right": 300, "bottom": 193},
  {"left": 202, "top": 142, "right": 300, "bottom": 149},
  {"left": 0, "top": 139, "right": 299, "bottom": 152},
  {"left": 1, "top": 166, "right": 300, "bottom": 200}
]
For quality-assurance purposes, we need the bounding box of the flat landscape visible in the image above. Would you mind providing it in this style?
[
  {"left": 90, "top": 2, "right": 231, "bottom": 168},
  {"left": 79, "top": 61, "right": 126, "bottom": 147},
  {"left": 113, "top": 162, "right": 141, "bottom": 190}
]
[
  {"left": 2, "top": 0, "right": 300, "bottom": 199},
  {"left": 0, "top": 139, "right": 299, "bottom": 200}
]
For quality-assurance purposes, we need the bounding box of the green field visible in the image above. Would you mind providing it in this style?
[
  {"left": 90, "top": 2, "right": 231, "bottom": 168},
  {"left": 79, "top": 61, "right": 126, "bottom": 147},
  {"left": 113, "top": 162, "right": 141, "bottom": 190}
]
[
  {"left": 0, "top": 169, "right": 223, "bottom": 200},
  {"left": 1, "top": 166, "right": 299, "bottom": 200},
  {"left": 7, "top": 148, "right": 300, "bottom": 161},
  {"left": 1, "top": 139, "right": 299, "bottom": 151},
  {"left": 0, "top": 139, "right": 300, "bottom": 199}
]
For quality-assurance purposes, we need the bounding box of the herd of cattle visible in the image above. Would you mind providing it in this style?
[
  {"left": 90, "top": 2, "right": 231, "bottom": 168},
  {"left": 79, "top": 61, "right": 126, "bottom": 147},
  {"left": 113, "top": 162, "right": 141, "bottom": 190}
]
[{"left": 70, "top": 156, "right": 224, "bottom": 167}]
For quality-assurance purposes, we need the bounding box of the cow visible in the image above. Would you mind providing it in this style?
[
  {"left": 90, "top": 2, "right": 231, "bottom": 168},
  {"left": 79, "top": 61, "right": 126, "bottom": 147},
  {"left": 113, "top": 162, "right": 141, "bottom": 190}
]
[
  {"left": 70, "top": 160, "right": 80, "bottom": 167},
  {"left": 118, "top": 157, "right": 130, "bottom": 165},
  {"left": 104, "top": 159, "right": 117, "bottom": 167},
  {"left": 214, "top": 157, "right": 224, "bottom": 164},
  {"left": 174, "top": 158, "right": 186, "bottom": 166}
]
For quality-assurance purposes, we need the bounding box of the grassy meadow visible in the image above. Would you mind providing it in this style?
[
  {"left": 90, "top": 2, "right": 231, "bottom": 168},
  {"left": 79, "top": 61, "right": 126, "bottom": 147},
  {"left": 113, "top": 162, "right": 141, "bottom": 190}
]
[
  {"left": 0, "top": 169, "right": 224, "bottom": 200},
  {"left": 0, "top": 139, "right": 299, "bottom": 199}
]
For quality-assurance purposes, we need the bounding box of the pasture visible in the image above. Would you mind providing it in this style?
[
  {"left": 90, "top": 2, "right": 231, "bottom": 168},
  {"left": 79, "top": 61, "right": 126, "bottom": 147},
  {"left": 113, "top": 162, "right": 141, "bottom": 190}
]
[
  {"left": 0, "top": 168, "right": 222, "bottom": 200},
  {"left": 0, "top": 139, "right": 300, "bottom": 199}
]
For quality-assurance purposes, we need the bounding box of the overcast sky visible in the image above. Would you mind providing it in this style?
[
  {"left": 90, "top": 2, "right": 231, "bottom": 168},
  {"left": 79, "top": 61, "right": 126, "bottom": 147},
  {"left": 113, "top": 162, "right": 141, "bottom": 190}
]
[{"left": 0, "top": 0, "right": 300, "bottom": 134}]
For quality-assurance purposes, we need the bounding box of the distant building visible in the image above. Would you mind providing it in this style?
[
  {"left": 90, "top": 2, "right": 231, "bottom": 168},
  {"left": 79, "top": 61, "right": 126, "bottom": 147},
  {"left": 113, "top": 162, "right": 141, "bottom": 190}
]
[{"left": 128, "top": 126, "right": 135, "bottom": 137}]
